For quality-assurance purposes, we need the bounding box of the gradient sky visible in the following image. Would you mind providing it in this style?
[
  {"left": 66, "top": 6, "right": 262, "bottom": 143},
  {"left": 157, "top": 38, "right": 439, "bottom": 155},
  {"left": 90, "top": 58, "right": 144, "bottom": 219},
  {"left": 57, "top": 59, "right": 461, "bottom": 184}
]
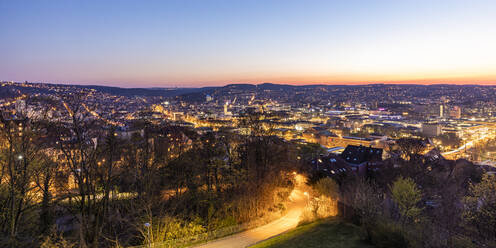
[{"left": 1, "top": 0, "right": 496, "bottom": 87}]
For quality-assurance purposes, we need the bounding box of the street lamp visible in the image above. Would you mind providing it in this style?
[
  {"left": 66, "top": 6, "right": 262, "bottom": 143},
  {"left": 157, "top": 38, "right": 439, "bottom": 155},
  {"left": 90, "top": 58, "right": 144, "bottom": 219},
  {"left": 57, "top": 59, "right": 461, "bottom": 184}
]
[
  {"left": 303, "top": 192, "right": 310, "bottom": 204},
  {"left": 144, "top": 222, "right": 151, "bottom": 248},
  {"left": 17, "top": 154, "right": 23, "bottom": 160}
]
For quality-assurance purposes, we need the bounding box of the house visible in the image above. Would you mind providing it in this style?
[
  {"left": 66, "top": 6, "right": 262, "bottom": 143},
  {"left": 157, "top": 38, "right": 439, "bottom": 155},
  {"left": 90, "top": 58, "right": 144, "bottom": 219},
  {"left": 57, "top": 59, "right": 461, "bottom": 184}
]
[
  {"left": 340, "top": 145, "right": 383, "bottom": 174},
  {"left": 314, "top": 145, "right": 384, "bottom": 177}
]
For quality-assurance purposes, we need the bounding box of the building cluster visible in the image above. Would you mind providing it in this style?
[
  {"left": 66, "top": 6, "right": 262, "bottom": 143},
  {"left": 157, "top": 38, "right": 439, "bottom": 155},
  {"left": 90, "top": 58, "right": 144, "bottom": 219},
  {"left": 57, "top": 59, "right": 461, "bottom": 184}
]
[{"left": 2, "top": 81, "right": 496, "bottom": 166}]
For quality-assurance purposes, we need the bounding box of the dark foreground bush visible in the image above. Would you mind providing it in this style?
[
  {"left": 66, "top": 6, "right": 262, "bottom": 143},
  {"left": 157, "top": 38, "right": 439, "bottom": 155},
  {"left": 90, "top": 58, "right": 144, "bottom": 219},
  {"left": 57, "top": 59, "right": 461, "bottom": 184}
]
[{"left": 368, "top": 222, "right": 408, "bottom": 248}]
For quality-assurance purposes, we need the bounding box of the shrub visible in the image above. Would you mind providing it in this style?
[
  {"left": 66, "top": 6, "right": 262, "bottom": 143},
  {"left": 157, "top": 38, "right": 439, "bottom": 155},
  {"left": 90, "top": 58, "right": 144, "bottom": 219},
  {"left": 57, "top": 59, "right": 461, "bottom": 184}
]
[
  {"left": 40, "top": 230, "right": 75, "bottom": 248},
  {"left": 390, "top": 176, "right": 422, "bottom": 225},
  {"left": 141, "top": 216, "right": 206, "bottom": 244},
  {"left": 314, "top": 177, "right": 339, "bottom": 200},
  {"left": 214, "top": 215, "right": 237, "bottom": 229},
  {"left": 451, "top": 236, "right": 479, "bottom": 248},
  {"left": 315, "top": 196, "right": 338, "bottom": 218},
  {"left": 368, "top": 222, "right": 408, "bottom": 248},
  {"left": 298, "top": 205, "right": 317, "bottom": 226}
]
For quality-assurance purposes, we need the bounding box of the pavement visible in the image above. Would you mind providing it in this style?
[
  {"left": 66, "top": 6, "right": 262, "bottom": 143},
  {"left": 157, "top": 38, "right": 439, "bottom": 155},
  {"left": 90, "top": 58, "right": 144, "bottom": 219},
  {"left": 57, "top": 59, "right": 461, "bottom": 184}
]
[{"left": 192, "top": 188, "right": 307, "bottom": 248}]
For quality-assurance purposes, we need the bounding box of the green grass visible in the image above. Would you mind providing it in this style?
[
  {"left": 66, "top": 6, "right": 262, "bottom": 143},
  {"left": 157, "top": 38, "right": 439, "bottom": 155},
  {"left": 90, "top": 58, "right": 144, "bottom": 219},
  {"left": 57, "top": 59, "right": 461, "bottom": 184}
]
[{"left": 250, "top": 218, "right": 374, "bottom": 248}]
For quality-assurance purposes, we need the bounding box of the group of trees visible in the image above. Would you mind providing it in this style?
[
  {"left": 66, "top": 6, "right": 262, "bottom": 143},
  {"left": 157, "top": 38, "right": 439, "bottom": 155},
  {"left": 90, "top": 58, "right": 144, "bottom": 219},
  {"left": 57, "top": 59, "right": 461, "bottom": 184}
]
[
  {"left": 310, "top": 137, "right": 496, "bottom": 248},
  {"left": 0, "top": 101, "right": 300, "bottom": 247},
  {"left": 469, "top": 137, "right": 496, "bottom": 161},
  {"left": 348, "top": 123, "right": 415, "bottom": 139},
  {"left": 432, "top": 133, "right": 462, "bottom": 152}
]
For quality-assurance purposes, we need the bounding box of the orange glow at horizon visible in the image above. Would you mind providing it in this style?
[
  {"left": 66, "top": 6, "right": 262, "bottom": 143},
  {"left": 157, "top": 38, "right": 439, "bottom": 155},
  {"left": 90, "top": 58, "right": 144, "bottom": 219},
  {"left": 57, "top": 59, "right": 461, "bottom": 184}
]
[
  {"left": 129, "top": 74, "right": 496, "bottom": 88},
  {"left": 3, "top": 1, "right": 496, "bottom": 88}
]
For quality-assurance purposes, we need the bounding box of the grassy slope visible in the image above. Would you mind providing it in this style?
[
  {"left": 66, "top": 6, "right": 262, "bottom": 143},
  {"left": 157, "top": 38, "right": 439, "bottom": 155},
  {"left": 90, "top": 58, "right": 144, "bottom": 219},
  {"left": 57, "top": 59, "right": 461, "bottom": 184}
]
[{"left": 250, "top": 218, "right": 374, "bottom": 248}]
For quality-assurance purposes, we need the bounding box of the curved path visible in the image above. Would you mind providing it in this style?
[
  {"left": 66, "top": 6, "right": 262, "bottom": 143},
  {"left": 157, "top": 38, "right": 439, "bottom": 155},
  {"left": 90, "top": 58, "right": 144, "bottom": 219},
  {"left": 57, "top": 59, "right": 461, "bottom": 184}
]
[{"left": 193, "top": 189, "right": 307, "bottom": 248}]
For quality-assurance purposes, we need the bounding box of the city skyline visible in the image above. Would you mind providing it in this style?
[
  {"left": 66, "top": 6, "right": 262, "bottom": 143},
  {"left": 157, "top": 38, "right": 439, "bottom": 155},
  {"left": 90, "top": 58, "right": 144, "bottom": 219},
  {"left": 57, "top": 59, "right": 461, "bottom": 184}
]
[{"left": 2, "top": 0, "right": 496, "bottom": 87}]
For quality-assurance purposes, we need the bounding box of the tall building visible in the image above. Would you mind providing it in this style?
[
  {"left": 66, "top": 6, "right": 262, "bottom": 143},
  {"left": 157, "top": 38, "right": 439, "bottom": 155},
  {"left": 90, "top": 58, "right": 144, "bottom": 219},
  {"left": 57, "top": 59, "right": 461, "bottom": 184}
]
[
  {"left": 223, "top": 102, "right": 232, "bottom": 116},
  {"left": 422, "top": 123, "right": 442, "bottom": 137},
  {"left": 439, "top": 104, "right": 444, "bottom": 118},
  {"left": 449, "top": 106, "right": 461, "bottom": 119}
]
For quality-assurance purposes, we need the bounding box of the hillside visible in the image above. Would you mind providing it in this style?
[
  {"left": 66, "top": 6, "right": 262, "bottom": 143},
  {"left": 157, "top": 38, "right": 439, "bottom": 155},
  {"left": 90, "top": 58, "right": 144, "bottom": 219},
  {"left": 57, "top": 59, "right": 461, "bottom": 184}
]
[{"left": 250, "top": 219, "right": 373, "bottom": 248}]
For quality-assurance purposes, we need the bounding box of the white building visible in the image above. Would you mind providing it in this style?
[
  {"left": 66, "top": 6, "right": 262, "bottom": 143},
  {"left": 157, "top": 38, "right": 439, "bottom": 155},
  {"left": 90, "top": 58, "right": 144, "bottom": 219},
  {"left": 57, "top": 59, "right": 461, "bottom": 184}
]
[{"left": 422, "top": 123, "right": 442, "bottom": 137}]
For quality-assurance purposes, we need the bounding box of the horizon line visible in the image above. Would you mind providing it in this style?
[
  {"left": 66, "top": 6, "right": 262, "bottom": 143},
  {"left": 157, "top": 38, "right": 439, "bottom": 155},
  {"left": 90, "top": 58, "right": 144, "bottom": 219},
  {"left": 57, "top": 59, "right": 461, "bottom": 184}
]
[{"left": 4, "top": 80, "right": 496, "bottom": 89}]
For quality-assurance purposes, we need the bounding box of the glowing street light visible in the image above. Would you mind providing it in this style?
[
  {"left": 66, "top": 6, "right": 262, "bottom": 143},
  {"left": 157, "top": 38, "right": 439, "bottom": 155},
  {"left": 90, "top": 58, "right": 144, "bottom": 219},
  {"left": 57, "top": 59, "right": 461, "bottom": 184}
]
[
  {"left": 144, "top": 222, "right": 151, "bottom": 248},
  {"left": 303, "top": 191, "right": 310, "bottom": 203}
]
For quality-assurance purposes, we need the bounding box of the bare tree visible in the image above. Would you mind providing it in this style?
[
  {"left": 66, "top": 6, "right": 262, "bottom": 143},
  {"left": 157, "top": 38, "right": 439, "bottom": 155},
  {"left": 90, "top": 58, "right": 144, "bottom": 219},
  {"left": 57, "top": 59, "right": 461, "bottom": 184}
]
[
  {"left": 0, "top": 110, "right": 45, "bottom": 245},
  {"left": 57, "top": 97, "right": 118, "bottom": 248},
  {"left": 395, "top": 138, "right": 426, "bottom": 162},
  {"left": 32, "top": 153, "right": 59, "bottom": 235},
  {"left": 342, "top": 177, "right": 383, "bottom": 241}
]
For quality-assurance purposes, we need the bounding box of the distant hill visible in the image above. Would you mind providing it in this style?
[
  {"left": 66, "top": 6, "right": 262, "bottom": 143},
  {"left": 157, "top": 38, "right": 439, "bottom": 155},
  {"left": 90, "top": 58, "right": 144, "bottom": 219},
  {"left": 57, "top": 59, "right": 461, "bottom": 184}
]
[
  {"left": 4, "top": 82, "right": 496, "bottom": 103},
  {"left": 1, "top": 82, "right": 212, "bottom": 98},
  {"left": 79, "top": 85, "right": 208, "bottom": 97}
]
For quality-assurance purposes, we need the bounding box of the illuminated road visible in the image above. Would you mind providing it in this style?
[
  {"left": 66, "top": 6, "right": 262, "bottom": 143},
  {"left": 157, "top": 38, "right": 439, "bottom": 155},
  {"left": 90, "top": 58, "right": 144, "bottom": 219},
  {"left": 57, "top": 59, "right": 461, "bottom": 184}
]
[
  {"left": 193, "top": 188, "right": 307, "bottom": 248},
  {"left": 442, "top": 141, "right": 474, "bottom": 156},
  {"left": 441, "top": 127, "right": 492, "bottom": 158}
]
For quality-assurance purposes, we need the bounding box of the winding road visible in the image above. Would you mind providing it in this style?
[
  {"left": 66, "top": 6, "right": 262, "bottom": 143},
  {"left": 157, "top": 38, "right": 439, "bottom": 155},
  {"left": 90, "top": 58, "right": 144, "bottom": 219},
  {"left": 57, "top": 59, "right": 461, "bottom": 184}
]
[{"left": 193, "top": 188, "right": 307, "bottom": 248}]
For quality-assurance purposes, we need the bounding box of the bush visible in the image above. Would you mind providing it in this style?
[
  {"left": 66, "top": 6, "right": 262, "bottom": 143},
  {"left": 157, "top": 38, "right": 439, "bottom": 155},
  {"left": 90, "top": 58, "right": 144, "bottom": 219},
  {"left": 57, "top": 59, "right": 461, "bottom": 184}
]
[
  {"left": 368, "top": 222, "right": 409, "bottom": 248},
  {"left": 141, "top": 216, "right": 206, "bottom": 244},
  {"left": 390, "top": 176, "right": 422, "bottom": 225},
  {"left": 451, "top": 236, "right": 479, "bottom": 248},
  {"left": 314, "top": 177, "right": 339, "bottom": 200},
  {"left": 315, "top": 196, "right": 338, "bottom": 219},
  {"left": 213, "top": 215, "right": 237, "bottom": 229},
  {"left": 298, "top": 205, "right": 317, "bottom": 226},
  {"left": 40, "top": 229, "right": 75, "bottom": 248},
  {"left": 298, "top": 196, "right": 338, "bottom": 226}
]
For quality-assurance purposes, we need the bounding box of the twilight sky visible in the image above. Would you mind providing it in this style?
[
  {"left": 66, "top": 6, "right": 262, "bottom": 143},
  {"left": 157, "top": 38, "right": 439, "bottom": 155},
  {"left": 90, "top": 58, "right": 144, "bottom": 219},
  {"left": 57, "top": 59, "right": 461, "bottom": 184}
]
[{"left": 1, "top": 0, "right": 496, "bottom": 87}]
